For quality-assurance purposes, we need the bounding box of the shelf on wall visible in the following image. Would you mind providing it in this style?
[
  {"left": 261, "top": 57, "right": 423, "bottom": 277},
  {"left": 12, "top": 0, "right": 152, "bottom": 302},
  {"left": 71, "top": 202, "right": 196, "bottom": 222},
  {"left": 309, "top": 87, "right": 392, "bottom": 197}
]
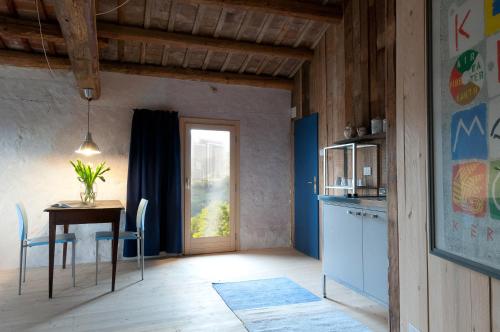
[{"left": 333, "top": 132, "right": 386, "bottom": 145}]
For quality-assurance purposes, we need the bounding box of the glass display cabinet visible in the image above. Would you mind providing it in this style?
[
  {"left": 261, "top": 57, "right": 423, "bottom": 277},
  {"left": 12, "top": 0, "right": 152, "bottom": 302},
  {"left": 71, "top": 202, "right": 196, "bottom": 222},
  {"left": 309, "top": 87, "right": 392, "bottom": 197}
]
[{"left": 323, "top": 142, "right": 379, "bottom": 196}]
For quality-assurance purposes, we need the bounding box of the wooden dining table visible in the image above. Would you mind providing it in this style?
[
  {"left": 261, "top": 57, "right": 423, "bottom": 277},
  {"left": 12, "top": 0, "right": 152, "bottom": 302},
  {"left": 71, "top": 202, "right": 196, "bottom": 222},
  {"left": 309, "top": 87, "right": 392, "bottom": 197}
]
[{"left": 44, "top": 200, "right": 124, "bottom": 298}]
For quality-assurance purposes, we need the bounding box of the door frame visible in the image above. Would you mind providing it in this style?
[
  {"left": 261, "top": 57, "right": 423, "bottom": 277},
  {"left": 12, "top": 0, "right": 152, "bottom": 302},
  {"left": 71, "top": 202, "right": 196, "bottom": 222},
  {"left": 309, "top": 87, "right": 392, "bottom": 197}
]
[{"left": 180, "top": 117, "right": 240, "bottom": 255}]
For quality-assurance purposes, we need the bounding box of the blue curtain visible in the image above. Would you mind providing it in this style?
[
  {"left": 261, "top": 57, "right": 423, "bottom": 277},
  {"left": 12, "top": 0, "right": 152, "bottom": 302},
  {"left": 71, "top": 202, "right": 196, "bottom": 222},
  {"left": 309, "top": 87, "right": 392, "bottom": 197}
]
[{"left": 124, "top": 109, "right": 182, "bottom": 257}]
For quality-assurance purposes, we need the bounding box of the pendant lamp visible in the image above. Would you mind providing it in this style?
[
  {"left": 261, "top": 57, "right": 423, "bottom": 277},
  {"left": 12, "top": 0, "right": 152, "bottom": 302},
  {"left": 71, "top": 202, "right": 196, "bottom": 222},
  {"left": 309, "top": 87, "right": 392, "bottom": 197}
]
[{"left": 75, "top": 88, "right": 101, "bottom": 156}]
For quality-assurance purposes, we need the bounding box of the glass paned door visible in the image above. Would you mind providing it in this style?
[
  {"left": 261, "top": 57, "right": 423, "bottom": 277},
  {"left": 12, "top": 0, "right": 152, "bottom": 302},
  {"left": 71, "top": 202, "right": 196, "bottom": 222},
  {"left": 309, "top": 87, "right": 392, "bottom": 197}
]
[{"left": 183, "top": 120, "right": 238, "bottom": 255}]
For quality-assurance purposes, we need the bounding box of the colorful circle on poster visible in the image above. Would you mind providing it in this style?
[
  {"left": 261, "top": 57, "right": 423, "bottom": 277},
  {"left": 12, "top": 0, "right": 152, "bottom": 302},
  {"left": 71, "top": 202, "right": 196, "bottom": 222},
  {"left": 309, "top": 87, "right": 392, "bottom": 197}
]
[{"left": 449, "top": 49, "right": 485, "bottom": 105}]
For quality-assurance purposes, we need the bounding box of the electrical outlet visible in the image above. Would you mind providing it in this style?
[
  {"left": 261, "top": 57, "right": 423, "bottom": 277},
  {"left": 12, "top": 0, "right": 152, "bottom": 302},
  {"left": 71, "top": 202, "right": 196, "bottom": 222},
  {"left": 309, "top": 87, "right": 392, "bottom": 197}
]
[
  {"left": 319, "top": 149, "right": 324, "bottom": 157},
  {"left": 363, "top": 166, "right": 372, "bottom": 176},
  {"left": 408, "top": 323, "right": 420, "bottom": 332},
  {"left": 290, "top": 106, "right": 297, "bottom": 118}
]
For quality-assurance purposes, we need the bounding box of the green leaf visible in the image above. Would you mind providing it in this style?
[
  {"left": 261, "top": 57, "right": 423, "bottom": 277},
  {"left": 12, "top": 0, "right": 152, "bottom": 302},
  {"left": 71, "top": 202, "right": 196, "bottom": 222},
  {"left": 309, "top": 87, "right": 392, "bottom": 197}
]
[{"left": 70, "top": 159, "right": 110, "bottom": 187}]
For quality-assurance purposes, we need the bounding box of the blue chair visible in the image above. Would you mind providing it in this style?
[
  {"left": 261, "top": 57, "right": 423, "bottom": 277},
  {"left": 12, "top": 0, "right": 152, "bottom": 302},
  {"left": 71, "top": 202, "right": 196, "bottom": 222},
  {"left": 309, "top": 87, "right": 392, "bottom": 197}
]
[
  {"left": 16, "top": 203, "right": 76, "bottom": 295},
  {"left": 95, "top": 199, "right": 148, "bottom": 284}
]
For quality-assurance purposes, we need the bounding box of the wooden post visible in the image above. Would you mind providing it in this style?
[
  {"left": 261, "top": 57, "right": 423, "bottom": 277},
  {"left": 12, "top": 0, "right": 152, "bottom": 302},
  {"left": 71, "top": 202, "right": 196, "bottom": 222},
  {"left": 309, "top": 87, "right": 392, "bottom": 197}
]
[{"left": 386, "top": 0, "right": 399, "bottom": 330}]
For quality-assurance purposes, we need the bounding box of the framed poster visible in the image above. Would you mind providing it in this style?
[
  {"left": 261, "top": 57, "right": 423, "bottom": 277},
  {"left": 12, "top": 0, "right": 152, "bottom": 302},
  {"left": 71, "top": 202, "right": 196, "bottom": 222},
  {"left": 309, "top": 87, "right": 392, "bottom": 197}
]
[{"left": 429, "top": 0, "right": 500, "bottom": 279}]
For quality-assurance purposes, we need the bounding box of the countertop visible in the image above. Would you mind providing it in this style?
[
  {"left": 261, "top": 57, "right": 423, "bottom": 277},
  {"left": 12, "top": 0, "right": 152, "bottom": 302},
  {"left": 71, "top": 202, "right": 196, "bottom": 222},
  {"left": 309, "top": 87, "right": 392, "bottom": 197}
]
[{"left": 318, "top": 195, "right": 387, "bottom": 209}]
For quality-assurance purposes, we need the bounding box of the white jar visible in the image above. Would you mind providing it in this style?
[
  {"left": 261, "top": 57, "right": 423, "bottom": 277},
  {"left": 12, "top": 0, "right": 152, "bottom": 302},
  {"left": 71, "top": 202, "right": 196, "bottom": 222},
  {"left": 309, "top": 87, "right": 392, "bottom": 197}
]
[{"left": 371, "top": 118, "right": 382, "bottom": 134}]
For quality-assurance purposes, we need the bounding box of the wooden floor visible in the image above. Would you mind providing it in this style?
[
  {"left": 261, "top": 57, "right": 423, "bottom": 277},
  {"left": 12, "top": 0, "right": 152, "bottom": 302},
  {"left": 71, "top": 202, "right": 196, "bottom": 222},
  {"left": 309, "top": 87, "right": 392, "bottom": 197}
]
[{"left": 0, "top": 248, "right": 388, "bottom": 332}]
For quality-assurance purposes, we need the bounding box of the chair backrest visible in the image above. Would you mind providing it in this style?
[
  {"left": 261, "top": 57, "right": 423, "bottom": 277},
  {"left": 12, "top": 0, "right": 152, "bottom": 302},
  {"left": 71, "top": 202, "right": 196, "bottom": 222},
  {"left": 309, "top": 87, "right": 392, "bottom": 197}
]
[
  {"left": 16, "top": 203, "right": 28, "bottom": 241},
  {"left": 136, "top": 199, "right": 148, "bottom": 232}
]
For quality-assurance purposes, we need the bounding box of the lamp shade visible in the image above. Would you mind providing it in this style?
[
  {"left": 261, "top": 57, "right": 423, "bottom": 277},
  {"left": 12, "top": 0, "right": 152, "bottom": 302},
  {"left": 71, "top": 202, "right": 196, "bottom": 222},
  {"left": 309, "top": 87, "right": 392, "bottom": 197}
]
[
  {"left": 75, "top": 132, "right": 101, "bottom": 156},
  {"left": 76, "top": 88, "right": 101, "bottom": 156}
]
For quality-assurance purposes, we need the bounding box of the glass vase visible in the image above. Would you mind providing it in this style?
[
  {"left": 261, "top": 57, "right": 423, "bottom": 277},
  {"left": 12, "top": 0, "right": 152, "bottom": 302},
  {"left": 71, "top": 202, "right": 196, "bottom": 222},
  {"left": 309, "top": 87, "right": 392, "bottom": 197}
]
[{"left": 80, "top": 182, "right": 97, "bottom": 206}]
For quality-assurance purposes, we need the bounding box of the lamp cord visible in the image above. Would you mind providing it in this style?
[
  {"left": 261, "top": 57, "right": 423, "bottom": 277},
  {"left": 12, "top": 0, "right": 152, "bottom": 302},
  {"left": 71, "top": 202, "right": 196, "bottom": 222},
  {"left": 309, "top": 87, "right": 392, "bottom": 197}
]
[
  {"left": 35, "top": 0, "right": 54, "bottom": 77},
  {"left": 87, "top": 98, "right": 91, "bottom": 134},
  {"left": 96, "top": 0, "right": 132, "bottom": 16},
  {"left": 35, "top": 0, "right": 133, "bottom": 76}
]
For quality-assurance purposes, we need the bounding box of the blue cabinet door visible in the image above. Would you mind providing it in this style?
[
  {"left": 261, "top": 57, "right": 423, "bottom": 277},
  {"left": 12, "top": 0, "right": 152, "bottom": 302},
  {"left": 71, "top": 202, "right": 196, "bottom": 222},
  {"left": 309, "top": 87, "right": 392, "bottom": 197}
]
[
  {"left": 294, "top": 113, "right": 319, "bottom": 259},
  {"left": 323, "top": 204, "right": 364, "bottom": 291},
  {"left": 363, "top": 210, "right": 389, "bottom": 305}
]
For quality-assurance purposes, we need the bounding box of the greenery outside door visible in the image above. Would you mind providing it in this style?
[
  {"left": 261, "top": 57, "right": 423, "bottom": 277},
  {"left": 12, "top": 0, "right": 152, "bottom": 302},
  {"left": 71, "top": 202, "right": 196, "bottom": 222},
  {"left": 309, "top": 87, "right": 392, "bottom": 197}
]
[{"left": 181, "top": 118, "right": 239, "bottom": 255}]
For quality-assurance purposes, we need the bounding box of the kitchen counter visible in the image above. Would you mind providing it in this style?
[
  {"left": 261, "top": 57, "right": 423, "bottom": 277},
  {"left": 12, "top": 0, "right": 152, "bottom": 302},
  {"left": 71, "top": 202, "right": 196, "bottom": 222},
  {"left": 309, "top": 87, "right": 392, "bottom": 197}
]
[{"left": 318, "top": 195, "right": 387, "bottom": 209}]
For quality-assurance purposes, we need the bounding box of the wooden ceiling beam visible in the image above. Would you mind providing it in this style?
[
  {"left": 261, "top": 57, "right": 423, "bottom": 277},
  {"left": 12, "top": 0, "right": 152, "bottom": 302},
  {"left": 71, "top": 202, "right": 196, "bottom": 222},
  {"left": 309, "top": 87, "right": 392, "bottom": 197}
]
[
  {"left": 97, "top": 22, "right": 313, "bottom": 60},
  {"left": 101, "top": 61, "right": 293, "bottom": 90},
  {"left": 54, "top": 0, "right": 100, "bottom": 99},
  {"left": 180, "top": 0, "right": 343, "bottom": 23},
  {"left": 0, "top": 50, "right": 294, "bottom": 90},
  {"left": 0, "top": 16, "right": 109, "bottom": 47},
  {"left": 0, "top": 16, "right": 65, "bottom": 44},
  {"left": 0, "top": 16, "right": 313, "bottom": 61},
  {"left": 0, "top": 48, "right": 70, "bottom": 69}
]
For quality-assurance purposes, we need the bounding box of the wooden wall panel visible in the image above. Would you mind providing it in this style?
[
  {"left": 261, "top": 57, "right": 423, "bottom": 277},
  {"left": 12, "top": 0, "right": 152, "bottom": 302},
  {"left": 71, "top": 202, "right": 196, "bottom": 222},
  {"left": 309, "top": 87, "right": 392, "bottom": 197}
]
[
  {"left": 396, "top": 0, "right": 429, "bottom": 330},
  {"left": 375, "top": 0, "right": 386, "bottom": 121},
  {"left": 343, "top": 0, "right": 354, "bottom": 128},
  {"left": 293, "top": 0, "right": 383, "bottom": 129},
  {"left": 326, "top": 19, "right": 346, "bottom": 197},
  {"left": 386, "top": 0, "right": 398, "bottom": 329},
  {"left": 493, "top": 279, "right": 500, "bottom": 331},
  {"left": 428, "top": 257, "right": 490, "bottom": 332},
  {"left": 396, "top": 1, "right": 497, "bottom": 332},
  {"left": 368, "top": 0, "right": 379, "bottom": 119}
]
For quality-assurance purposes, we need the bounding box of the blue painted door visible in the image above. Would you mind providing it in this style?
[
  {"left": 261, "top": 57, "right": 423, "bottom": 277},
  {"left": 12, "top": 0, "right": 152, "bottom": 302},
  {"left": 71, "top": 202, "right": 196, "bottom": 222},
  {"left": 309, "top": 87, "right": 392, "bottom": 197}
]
[{"left": 294, "top": 113, "right": 319, "bottom": 259}]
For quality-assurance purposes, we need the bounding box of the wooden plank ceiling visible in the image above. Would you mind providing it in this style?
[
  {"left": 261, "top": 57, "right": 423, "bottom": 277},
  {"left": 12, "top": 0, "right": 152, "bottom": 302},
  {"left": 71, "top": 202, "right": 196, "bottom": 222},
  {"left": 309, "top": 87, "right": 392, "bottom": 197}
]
[{"left": 0, "top": 0, "right": 343, "bottom": 92}]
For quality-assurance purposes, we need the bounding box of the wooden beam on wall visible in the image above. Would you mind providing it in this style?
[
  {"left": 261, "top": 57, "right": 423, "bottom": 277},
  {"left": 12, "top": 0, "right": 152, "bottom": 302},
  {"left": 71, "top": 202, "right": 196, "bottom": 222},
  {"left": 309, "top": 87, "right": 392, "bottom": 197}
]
[
  {"left": 343, "top": 0, "right": 354, "bottom": 126},
  {"left": 54, "top": 0, "right": 100, "bottom": 99},
  {"left": 385, "top": 0, "right": 399, "bottom": 330},
  {"left": 180, "top": 0, "right": 343, "bottom": 23},
  {"left": 396, "top": 0, "right": 430, "bottom": 330},
  {"left": 0, "top": 16, "right": 314, "bottom": 61},
  {"left": 301, "top": 61, "right": 310, "bottom": 116},
  {"left": 0, "top": 50, "right": 294, "bottom": 90}
]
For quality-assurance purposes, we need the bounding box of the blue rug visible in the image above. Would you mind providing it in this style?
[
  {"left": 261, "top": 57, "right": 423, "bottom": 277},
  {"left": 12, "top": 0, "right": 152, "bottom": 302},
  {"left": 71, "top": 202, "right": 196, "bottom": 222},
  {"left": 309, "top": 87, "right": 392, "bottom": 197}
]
[
  {"left": 212, "top": 277, "right": 321, "bottom": 310},
  {"left": 212, "top": 278, "right": 373, "bottom": 332}
]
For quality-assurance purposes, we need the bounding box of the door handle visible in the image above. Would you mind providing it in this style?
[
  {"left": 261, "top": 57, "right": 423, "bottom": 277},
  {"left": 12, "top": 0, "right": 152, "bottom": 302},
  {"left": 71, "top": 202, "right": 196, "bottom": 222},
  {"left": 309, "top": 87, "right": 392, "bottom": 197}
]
[
  {"left": 185, "top": 177, "right": 191, "bottom": 190},
  {"left": 306, "top": 176, "right": 317, "bottom": 194}
]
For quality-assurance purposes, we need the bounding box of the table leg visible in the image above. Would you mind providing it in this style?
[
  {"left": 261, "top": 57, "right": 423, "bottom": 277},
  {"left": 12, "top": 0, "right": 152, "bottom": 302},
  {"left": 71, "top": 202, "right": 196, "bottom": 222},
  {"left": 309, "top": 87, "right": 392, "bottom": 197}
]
[
  {"left": 48, "top": 217, "right": 56, "bottom": 299},
  {"left": 111, "top": 218, "right": 119, "bottom": 292},
  {"left": 62, "top": 224, "right": 69, "bottom": 269}
]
